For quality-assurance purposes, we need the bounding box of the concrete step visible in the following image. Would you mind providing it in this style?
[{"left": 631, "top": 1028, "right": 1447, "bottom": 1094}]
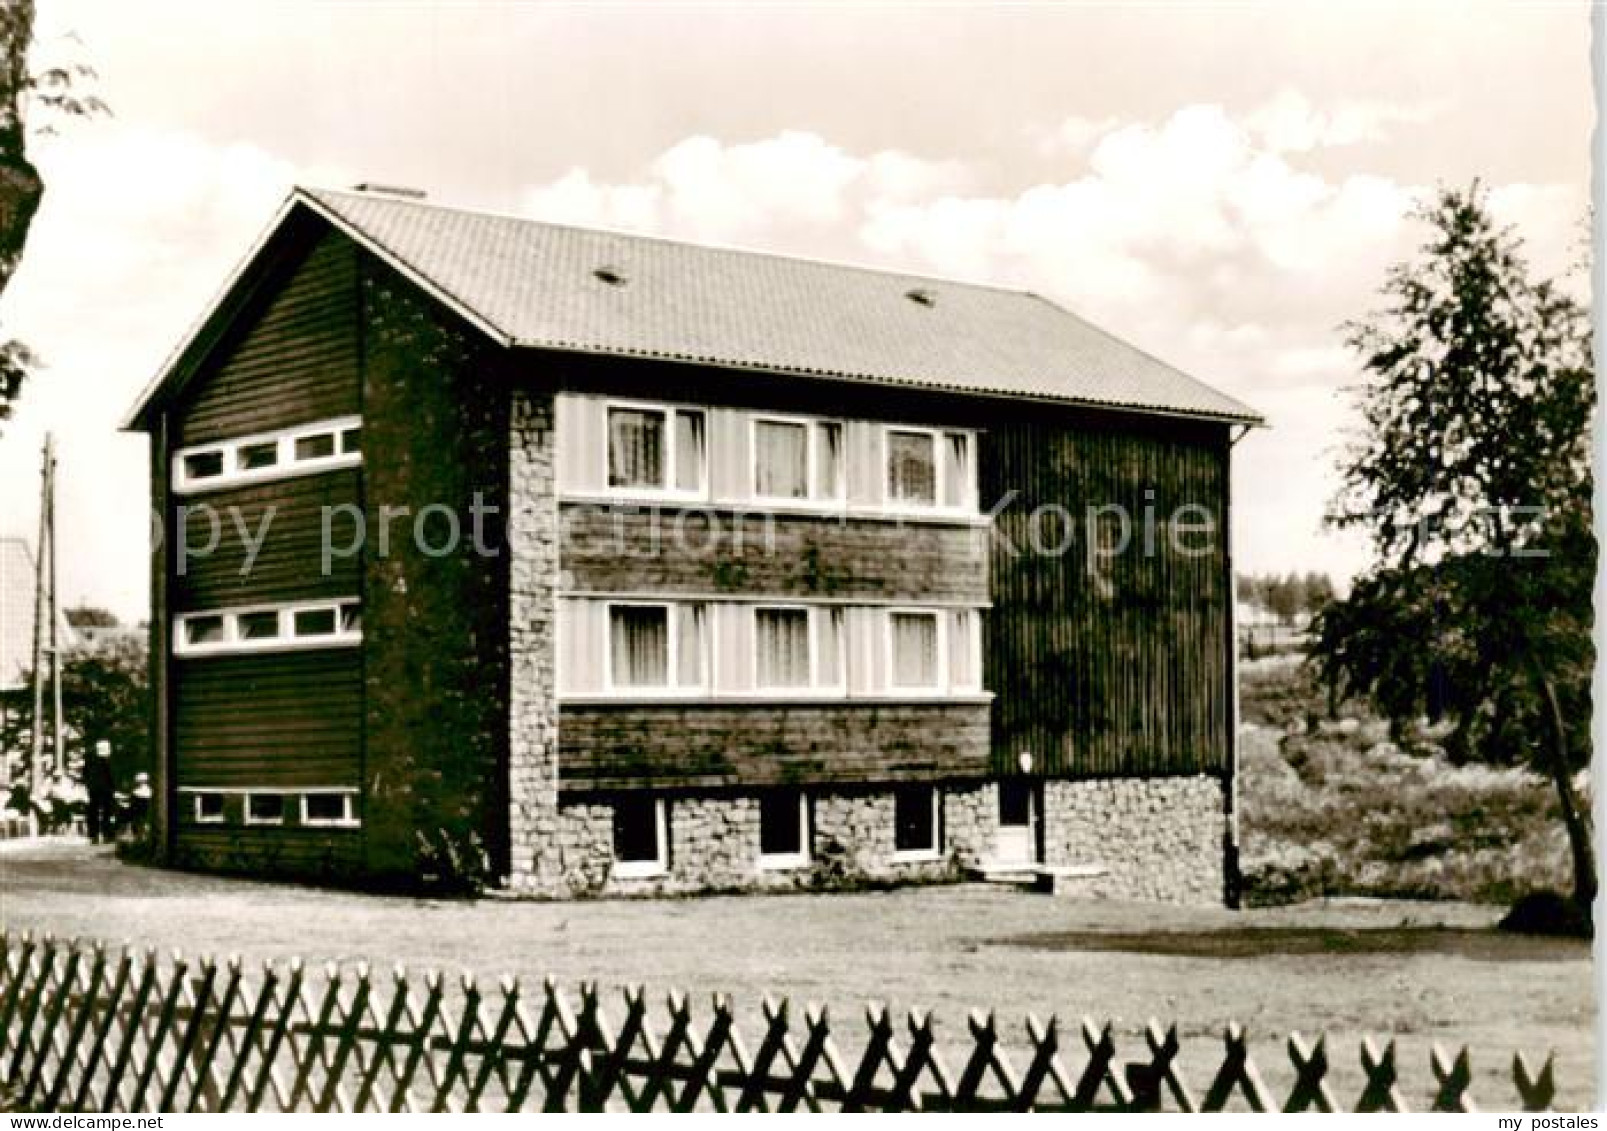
[{"left": 970, "top": 861, "right": 1109, "bottom": 894}]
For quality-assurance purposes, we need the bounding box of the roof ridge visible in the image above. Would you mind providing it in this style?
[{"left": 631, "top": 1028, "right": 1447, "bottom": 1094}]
[{"left": 300, "top": 184, "right": 1043, "bottom": 300}]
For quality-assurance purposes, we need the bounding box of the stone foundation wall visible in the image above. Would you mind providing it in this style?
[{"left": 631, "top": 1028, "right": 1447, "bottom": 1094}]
[
  {"left": 1042, "top": 774, "right": 1226, "bottom": 904},
  {"left": 513, "top": 783, "right": 993, "bottom": 897},
  {"left": 504, "top": 774, "right": 1227, "bottom": 902}
]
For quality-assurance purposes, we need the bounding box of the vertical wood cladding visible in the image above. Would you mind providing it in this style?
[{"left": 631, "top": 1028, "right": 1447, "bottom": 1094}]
[
  {"left": 358, "top": 257, "right": 513, "bottom": 881},
  {"left": 172, "top": 651, "right": 362, "bottom": 787},
  {"left": 173, "top": 232, "right": 361, "bottom": 445},
  {"left": 983, "top": 410, "right": 1231, "bottom": 778}
]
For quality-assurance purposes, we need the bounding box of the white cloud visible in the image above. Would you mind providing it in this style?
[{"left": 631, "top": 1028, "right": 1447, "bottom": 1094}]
[
  {"left": 521, "top": 130, "right": 970, "bottom": 250},
  {"left": 1245, "top": 89, "right": 1441, "bottom": 153}
]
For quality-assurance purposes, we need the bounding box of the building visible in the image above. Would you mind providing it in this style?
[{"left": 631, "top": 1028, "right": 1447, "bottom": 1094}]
[{"left": 123, "top": 186, "right": 1260, "bottom": 903}]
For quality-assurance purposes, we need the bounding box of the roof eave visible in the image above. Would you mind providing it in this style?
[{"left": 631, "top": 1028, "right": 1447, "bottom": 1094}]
[{"left": 507, "top": 338, "right": 1264, "bottom": 427}]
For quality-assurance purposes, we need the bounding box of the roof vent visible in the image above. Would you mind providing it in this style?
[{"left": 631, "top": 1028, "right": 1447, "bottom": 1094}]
[
  {"left": 905, "top": 287, "right": 936, "bottom": 308},
  {"left": 593, "top": 266, "right": 627, "bottom": 287},
  {"left": 351, "top": 182, "right": 427, "bottom": 200}
]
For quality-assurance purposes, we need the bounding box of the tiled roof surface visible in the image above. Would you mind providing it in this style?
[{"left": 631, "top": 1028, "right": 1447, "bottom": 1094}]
[{"left": 299, "top": 187, "right": 1260, "bottom": 423}]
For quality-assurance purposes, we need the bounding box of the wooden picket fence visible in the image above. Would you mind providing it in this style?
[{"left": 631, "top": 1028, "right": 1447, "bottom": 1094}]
[{"left": 0, "top": 931, "right": 1561, "bottom": 1113}]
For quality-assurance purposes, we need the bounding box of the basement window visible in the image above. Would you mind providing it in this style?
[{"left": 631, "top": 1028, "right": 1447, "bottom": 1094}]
[
  {"left": 893, "top": 784, "right": 941, "bottom": 859},
  {"left": 301, "top": 792, "right": 358, "bottom": 828},
  {"left": 758, "top": 790, "right": 809, "bottom": 869},
  {"left": 244, "top": 793, "right": 286, "bottom": 826},
  {"left": 340, "top": 426, "right": 362, "bottom": 454},
  {"left": 192, "top": 792, "right": 225, "bottom": 825},
  {"left": 612, "top": 795, "right": 667, "bottom": 878}
]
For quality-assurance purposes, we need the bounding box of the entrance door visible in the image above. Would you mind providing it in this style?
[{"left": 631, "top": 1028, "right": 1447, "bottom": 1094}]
[{"left": 995, "top": 779, "right": 1040, "bottom": 865}]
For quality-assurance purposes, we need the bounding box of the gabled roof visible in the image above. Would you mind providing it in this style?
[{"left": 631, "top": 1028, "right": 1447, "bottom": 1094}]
[{"left": 125, "top": 186, "right": 1262, "bottom": 428}]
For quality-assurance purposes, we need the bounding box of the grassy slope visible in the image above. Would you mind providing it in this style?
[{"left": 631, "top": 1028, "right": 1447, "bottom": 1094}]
[{"left": 1239, "top": 656, "right": 1579, "bottom": 906}]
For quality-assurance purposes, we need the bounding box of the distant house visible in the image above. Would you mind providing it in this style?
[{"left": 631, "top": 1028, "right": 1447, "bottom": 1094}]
[
  {"left": 123, "top": 187, "right": 1260, "bottom": 902},
  {"left": 0, "top": 537, "right": 78, "bottom": 774}
]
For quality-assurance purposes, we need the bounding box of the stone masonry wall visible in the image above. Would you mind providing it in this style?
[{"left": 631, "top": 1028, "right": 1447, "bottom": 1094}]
[
  {"left": 525, "top": 783, "right": 992, "bottom": 898},
  {"left": 506, "top": 389, "right": 563, "bottom": 893},
  {"left": 1042, "top": 774, "right": 1226, "bottom": 905},
  {"left": 509, "top": 773, "right": 1227, "bottom": 902}
]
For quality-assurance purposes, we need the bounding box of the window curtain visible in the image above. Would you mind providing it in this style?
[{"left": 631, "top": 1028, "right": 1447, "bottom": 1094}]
[
  {"left": 757, "top": 608, "right": 811, "bottom": 687},
  {"left": 816, "top": 608, "right": 844, "bottom": 687},
  {"left": 755, "top": 420, "right": 809, "bottom": 498},
  {"left": 608, "top": 408, "right": 664, "bottom": 488},
  {"left": 815, "top": 422, "right": 843, "bottom": 499},
  {"left": 948, "top": 610, "right": 975, "bottom": 689},
  {"left": 942, "top": 432, "right": 970, "bottom": 508},
  {"left": 890, "top": 612, "right": 939, "bottom": 687},
  {"left": 887, "top": 431, "right": 936, "bottom": 504},
  {"left": 610, "top": 605, "right": 668, "bottom": 686},
  {"left": 676, "top": 603, "right": 706, "bottom": 687},
  {"left": 674, "top": 410, "right": 705, "bottom": 492}
]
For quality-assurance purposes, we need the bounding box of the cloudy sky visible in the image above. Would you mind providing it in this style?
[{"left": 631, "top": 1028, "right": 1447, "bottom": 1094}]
[{"left": 0, "top": 0, "right": 1593, "bottom": 620}]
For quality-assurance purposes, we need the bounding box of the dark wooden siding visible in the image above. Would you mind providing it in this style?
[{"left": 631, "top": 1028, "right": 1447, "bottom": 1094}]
[
  {"left": 170, "top": 469, "right": 362, "bottom": 610},
  {"left": 982, "top": 411, "right": 1231, "bottom": 778},
  {"left": 561, "top": 506, "right": 987, "bottom": 602},
  {"left": 173, "top": 232, "right": 361, "bottom": 445},
  {"left": 162, "top": 224, "right": 367, "bottom": 870},
  {"left": 559, "top": 703, "right": 991, "bottom": 790},
  {"left": 172, "top": 824, "right": 362, "bottom": 878},
  {"left": 172, "top": 651, "right": 362, "bottom": 787}
]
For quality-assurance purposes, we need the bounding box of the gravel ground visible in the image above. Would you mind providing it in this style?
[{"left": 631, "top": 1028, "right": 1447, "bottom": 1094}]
[{"left": 0, "top": 841, "right": 1594, "bottom": 1109}]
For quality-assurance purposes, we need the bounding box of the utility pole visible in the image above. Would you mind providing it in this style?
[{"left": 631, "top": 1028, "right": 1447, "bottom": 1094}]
[
  {"left": 26, "top": 434, "right": 52, "bottom": 832},
  {"left": 48, "top": 436, "right": 62, "bottom": 785},
  {"left": 25, "top": 434, "right": 62, "bottom": 835}
]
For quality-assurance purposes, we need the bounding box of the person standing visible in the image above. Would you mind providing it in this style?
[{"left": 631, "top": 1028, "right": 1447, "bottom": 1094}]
[{"left": 84, "top": 740, "right": 114, "bottom": 844}]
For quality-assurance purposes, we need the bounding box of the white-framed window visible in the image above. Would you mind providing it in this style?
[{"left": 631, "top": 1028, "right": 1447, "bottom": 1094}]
[
  {"left": 192, "top": 792, "right": 225, "bottom": 825},
  {"left": 887, "top": 609, "right": 943, "bottom": 692},
  {"left": 883, "top": 426, "right": 975, "bottom": 512},
  {"left": 948, "top": 609, "right": 983, "bottom": 692},
  {"left": 606, "top": 402, "right": 706, "bottom": 498},
  {"left": 606, "top": 601, "right": 706, "bottom": 692},
  {"left": 175, "top": 598, "right": 362, "bottom": 657},
  {"left": 758, "top": 789, "right": 810, "bottom": 869},
  {"left": 173, "top": 415, "right": 362, "bottom": 494},
  {"left": 885, "top": 607, "right": 981, "bottom": 695},
  {"left": 244, "top": 792, "right": 286, "bottom": 827},
  {"left": 300, "top": 791, "right": 359, "bottom": 828},
  {"left": 751, "top": 415, "right": 844, "bottom": 503},
  {"left": 611, "top": 795, "right": 668, "bottom": 878},
  {"left": 892, "top": 783, "right": 942, "bottom": 859},
  {"left": 753, "top": 605, "right": 845, "bottom": 693}
]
